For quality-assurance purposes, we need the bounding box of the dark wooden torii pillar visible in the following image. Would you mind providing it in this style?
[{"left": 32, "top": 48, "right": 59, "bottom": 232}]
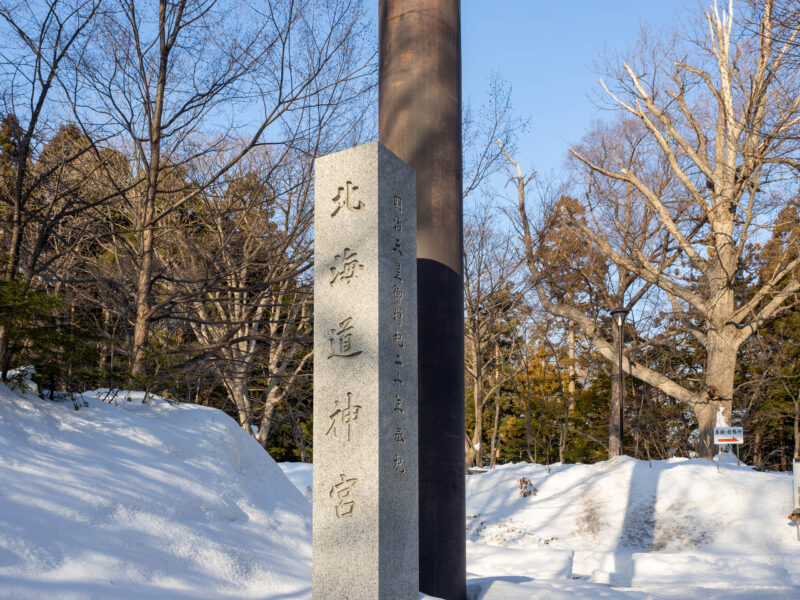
[{"left": 379, "top": 2, "right": 465, "bottom": 599}]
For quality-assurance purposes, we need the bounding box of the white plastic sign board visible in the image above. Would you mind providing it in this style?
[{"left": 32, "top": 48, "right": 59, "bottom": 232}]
[
  {"left": 713, "top": 427, "right": 743, "bottom": 445},
  {"left": 794, "top": 459, "right": 799, "bottom": 510}
]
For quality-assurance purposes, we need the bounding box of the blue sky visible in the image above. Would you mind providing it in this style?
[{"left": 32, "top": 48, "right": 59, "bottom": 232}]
[{"left": 460, "top": 0, "right": 694, "bottom": 178}]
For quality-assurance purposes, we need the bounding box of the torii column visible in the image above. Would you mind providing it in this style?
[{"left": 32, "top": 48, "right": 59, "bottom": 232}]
[{"left": 379, "top": 2, "right": 465, "bottom": 599}]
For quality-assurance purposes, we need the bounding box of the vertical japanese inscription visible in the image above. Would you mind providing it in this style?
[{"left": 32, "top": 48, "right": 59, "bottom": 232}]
[
  {"left": 328, "top": 316, "right": 362, "bottom": 359},
  {"left": 329, "top": 247, "right": 364, "bottom": 286},
  {"left": 330, "top": 180, "right": 363, "bottom": 217},
  {"left": 390, "top": 194, "right": 407, "bottom": 475},
  {"left": 323, "top": 180, "right": 367, "bottom": 521},
  {"left": 313, "top": 143, "right": 417, "bottom": 599}
]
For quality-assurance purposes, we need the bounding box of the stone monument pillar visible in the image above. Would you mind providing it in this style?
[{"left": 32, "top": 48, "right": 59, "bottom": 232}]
[{"left": 313, "top": 142, "right": 418, "bottom": 599}]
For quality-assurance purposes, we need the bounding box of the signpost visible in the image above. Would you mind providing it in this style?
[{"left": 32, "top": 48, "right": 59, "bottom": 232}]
[
  {"left": 713, "top": 427, "right": 743, "bottom": 445},
  {"left": 713, "top": 426, "right": 743, "bottom": 467}
]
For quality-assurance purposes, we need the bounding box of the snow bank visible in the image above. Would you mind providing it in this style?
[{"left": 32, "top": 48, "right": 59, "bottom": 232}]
[
  {"left": 467, "top": 457, "right": 796, "bottom": 554},
  {"left": 465, "top": 457, "right": 800, "bottom": 598},
  {"left": 0, "top": 383, "right": 311, "bottom": 600},
  {"left": 278, "top": 456, "right": 800, "bottom": 598}
]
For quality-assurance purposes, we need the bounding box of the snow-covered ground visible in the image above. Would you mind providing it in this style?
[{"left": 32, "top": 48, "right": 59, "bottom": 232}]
[
  {"left": 1, "top": 375, "right": 799, "bottom": 599},
  {"left": 0, "top": 380, "right": 311, "bottom": 599},
  {"left": 281, "top": 459, "right": 800, "bottom": 599},
  {"left": 462, "top": 459, "right": 800, "bottom": 599}
]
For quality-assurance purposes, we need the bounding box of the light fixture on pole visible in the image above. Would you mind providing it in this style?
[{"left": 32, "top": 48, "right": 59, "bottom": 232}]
[
  {"left": 610, "top": 306, "right": 629, "bottom": 329},
  {"left": 610, "top": 306, "right": 629, "bottom": 456}
]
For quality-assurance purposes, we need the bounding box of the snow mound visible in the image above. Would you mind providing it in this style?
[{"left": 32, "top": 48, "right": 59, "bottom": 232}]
[
  {"left": 465, "top": 458, "right": 800, "bottom": 598},
  {"left": 279, "top": 456, "right": 800, "bottom": 598},
  {"left": 0, "top": 383, "right": 311, "bottom": 600}
]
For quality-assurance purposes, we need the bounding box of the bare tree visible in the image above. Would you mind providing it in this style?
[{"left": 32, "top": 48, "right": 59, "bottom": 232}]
[
  {"left": 164, "top": 149, "right": 315, "bottom": 438},
  {"left": 461, "top": 75, "right": 527, "bottom": 468},
  {"left": 68, "top": 0, "right": 373, "bottom": 378},
  {"left": 531, "top": 0, "right": 800, "bottom": 457},
  {"left": 0, "top": 0, "right": 103, "bottom": 377},
  {"left": 509, "top": 317, "right": 537, "bottom": 463},
  {"left": 154, "top": 38, "right": 371, "bottom": 438},
  {"left": 501, "top": 117, "right": 671, "bottom": 458},
  {"left": 463, "top": 206, "right": 524, "bottom": 467},
  {"left": 569, "top": 0, "right": 800, "bottom": 457}
]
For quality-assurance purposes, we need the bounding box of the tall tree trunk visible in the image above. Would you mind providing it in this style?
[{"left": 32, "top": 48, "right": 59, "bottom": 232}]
[
  {"left": 130, "top": 211, "right": 155, "bottom": 378},
  {"left": 0, "top": 326, "right": 10, "bottom": 381},
  {"left": 693, "top": 331, "right": 737, "bottom": 459},
  {"left": 753, "top": 430, "right": 762, "bottom": 469},
  {"left": 691, "top": 401, "right": 722, "bottom": 460},
  {"left": 464, "top": 431, "right": 478, "bottom": 469},
  {"left": 523, "top": 391, "right": 534, "bottom": 463},
  {"left": 99, "top": 308, "right": 110, "bottom": 371},
  {"left": 489, "top": 343, "right": 502, "bottom": 469},
  {"left": 256, "top": 386, "right": 283, "bottom": 447},
  {"left": 130, "top": 6, "right": 168, "bottom": 379},
  {"left": 559, "top": 325, "right": 577, "bottom": 464},
  {"left": 515, "top": 350, "right": 535, "bottom": 463},
  {"left": 224, "top": 374, "right": 253, "bottom": 435},
  {"left": 0, "top": 205, "right": 23, "bottom": 378},
  {"left": 288, "top": 403, "right": 308, "bottom": 462},
  {"left": 568, "top": 325, "right": 576, "bottom": 409},
  {"left": 4, "top": 204, "right": 23, "bottom": 280},
  {"left": 471, "top": 337, "right": 484, "bottom": 468},
  {"left": 489, "top": 389, "right": 501, "bottom": 469}
]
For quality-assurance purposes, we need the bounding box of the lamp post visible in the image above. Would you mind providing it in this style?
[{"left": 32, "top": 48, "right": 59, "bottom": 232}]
[{"left": 610, "top": 306, "right": 629, "bottom": 456}]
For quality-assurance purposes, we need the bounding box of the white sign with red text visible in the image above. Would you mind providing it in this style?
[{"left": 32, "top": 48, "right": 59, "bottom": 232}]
[{"left": 714, "top": 427, "right": 743, "bottom": 445}]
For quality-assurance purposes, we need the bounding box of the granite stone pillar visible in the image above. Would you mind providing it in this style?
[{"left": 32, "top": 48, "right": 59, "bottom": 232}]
[{"left": 313, "top": 141, "right": 418, "bottom": 599}]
